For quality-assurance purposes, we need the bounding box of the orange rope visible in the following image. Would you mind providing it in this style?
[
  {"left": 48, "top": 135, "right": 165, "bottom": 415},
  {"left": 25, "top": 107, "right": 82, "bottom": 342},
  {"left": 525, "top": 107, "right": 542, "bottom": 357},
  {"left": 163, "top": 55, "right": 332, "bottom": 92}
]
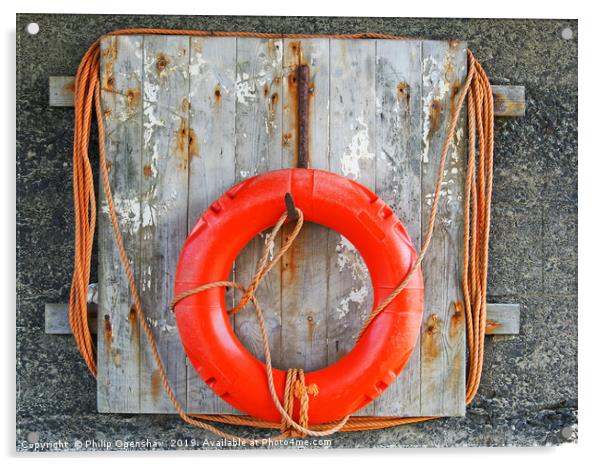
[{"left": 69, "top": 29, "right": 494, "bottom": 440}]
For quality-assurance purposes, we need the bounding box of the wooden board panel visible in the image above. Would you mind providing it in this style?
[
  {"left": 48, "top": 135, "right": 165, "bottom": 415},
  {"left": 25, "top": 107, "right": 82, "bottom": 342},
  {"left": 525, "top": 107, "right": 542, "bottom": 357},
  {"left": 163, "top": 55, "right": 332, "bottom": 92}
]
[
  {"left": 326, "top": 39, "right": 377, "bottom": 416},
  {"left": 372, "top": 39, "right": 423, "bottom": 415},
  {"left": 186, "top": 37, "right": 237, "bottom": 414},
  {"left": 97, "top": 36, "right": 469, "bottom": 417},
  {"left": 419, "top": 40, "right": 467, "bottom": 416},
  {"left": 280, "top": 39, "right": 330, "bottom": 371},
  {"left": 138, "top": 35, "right": 190, "bottom": 413},
  {"left": 232, "top": 38, "right": 284, "bottom": 369},
  {"left": 97, "top": 35, "right": 143, "bottom": 412}
]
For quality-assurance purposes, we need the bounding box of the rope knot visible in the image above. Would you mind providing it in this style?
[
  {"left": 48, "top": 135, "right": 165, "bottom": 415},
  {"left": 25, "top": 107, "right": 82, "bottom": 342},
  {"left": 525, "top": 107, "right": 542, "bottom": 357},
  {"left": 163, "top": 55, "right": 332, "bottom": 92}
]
[{"left": 281, "top": 368, "right": 318, "bottom": 437}]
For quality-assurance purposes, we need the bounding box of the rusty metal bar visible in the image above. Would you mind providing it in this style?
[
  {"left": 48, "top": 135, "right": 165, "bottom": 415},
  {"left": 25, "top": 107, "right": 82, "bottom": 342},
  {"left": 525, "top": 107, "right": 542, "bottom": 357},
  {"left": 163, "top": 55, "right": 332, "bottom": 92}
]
[
  {"left": 296, "top": 64, "right": 310, "bottom": 169},
  {"left": 284, "top": 192, "right": 299, "bottom": 221}
]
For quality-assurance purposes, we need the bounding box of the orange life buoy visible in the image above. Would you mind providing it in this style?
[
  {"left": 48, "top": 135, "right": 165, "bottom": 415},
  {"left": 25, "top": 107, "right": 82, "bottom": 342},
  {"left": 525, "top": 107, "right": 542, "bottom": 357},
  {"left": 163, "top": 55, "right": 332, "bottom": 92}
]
[{"left": 174, "top": 168, "right": 424, "bottom": 424}]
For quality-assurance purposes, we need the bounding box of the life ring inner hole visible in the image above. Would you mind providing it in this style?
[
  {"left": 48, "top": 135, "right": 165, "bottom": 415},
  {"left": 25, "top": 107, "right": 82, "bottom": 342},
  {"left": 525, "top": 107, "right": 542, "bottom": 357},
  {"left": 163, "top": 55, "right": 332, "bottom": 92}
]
[{"left": 229, "top": 220, "right": 374, "bottom": 372}]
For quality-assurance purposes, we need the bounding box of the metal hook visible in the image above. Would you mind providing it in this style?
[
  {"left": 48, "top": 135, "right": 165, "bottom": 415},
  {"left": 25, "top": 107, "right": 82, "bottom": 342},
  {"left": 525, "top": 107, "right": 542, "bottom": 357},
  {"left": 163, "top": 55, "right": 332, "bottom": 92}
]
[{"left": 284, "top": 192, "right": 299, "bottom": 221}]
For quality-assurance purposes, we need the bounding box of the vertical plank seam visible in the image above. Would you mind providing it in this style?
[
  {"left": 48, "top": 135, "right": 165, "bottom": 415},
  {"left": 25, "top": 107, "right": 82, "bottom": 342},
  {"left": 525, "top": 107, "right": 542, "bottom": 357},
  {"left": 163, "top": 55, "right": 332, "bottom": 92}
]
[
  {"left": 279, "top": 38, "right": 289, "bottom": 367},
  {"left": 233, "top": 36, "right": 239, "bottom": 347},
  {"left": 184, "top": 34, "right": 193, "bottom": 412},
  {"left": 325, "top": 38, "right": 331, "bottom": 367},
  {"left": 418, "top": 40, "right": 425, "bottom": 413},
  {"left": 137, "top": 34, "right": 145, "bottom": 412},
  {"left": 325, "top": 38, "right": 332, "bottom": 366},
  {"left": 417, "top": 39, "right": 424, "bottom": 413}
]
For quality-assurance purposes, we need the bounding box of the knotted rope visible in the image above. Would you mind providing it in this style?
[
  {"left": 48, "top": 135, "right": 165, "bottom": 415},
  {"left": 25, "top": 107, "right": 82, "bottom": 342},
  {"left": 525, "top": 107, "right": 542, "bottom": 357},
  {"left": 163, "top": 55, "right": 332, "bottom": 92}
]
[{"left": 69, "top": 28, "right": 494, "bottom": 441}]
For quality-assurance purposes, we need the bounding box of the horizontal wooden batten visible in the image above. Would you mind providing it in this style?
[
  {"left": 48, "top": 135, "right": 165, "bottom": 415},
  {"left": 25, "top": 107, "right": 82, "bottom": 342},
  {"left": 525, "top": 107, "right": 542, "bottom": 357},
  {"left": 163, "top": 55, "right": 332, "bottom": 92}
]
[
  {"left": 45, "top": 302, "right": 521, "bottom": 336},
  {"left": 49, "top": 76, "right": 526, "bottom": 117}
]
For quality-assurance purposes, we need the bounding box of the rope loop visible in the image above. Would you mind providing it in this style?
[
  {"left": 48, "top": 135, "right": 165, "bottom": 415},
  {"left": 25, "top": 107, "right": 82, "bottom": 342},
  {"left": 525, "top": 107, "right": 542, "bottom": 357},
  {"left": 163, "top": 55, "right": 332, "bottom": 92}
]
[{"left": 69, "top": 29, "right": 494, "bottom": 440}]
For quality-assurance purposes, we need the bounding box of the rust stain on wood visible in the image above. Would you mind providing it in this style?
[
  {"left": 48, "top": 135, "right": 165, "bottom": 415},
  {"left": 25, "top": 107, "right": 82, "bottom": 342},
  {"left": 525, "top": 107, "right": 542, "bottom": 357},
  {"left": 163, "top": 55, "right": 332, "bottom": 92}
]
[
  {"left": 267, "top": 39, "right": 281, "bottom": 62},
  {"left": 103, "top": 314, "right": 113, "bottom": 353},
  {"left": 428, "top": 99, "right": 443, "bottom": 139},
  {"left": 486, "top": 319, "right": 501, "bottom": 333},
  {"left": 492, "top": 89, "right": 526, "bottom": 117},
  {"left": 101, "top": 38, "right": 118, "bottom": 92},
  {"left": 128, "top": 305, "right": 140, "bottom": 347},
  {"left": 150, "top": 369, "right": 161, "bottom": 400},
  {"left": 188, "top": 127, "right": 199, "bottom": 158},
  {"left": 307, "top": 314, "right": 316, "bottom": 342},
  {"left": 174, "top": 119, "right": 198, "bottom": 169},
  {"left": 156, "top": 53, "right": 170, "bottom": 77},
  {"left": 214, "top": 85, "right": 221, "bottom": 104},
  {"left": 282, "top": 132, "right": 292, "bottom": 147},
  {"left": 143, "top": 164, "right": 152, "bottom": 177},
  {"left": 450, "top": 80, "right": 461, "bottom": 116},
  {"left": 450, "top": 301, "right": 464, "bottom": 338},
  {"left": 423, "top": 313, "right": 441, "bottom": 360},
  {"left": 126, "top": 88, "right": 140, "bottom": 110},
  {"left": 63, "top": 79, "right": 75, "bottom": 94},
  {"left": 449, "top": 39, "right": 461, "bottom": 51},
  {"left": 397, "top": 81, "right": 410, "bottom": 106}
]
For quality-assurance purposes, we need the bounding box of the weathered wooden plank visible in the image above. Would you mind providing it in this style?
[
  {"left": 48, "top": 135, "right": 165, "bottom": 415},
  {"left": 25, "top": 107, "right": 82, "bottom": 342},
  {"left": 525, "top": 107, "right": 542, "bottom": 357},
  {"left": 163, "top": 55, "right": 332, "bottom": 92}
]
[
  {"left": 327, "top": 39, "right": 377, "bottom": 415},
  {"left": 280, "top": 39, "right": 330, "bottom": 371},
  {"left": 49, "top": 76, "right": 75, "bottom": 106},
  {"left": 372, "top": 39, "right": 423, "bottom": 416},
  {"left": 491, "top": 85, "right": 525, "bottom": 117},
  {"left": 97, "top": 35, "right": 143, "bottom": 413},
  {"left": 485, "top": 303, "right": 520, "bottom": 335},
  {"left": 138, "top": 35, "right": 190, "bottom": 413},
  {"left": 185, "top": 36, "right": 237, "bottom": 414},
  {"left": 233, "top": 38, "right": 284, "bottom": 368},
  {"left": 419, "top": 40, "right": 467, "bottom": 416}
]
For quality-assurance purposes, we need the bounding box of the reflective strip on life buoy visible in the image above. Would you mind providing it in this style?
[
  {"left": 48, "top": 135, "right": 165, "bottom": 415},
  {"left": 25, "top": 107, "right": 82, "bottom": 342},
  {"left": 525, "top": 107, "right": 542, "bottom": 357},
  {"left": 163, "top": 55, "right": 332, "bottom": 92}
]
[{"left": 174, "top": 168, "right": 424, "bottom": 424}]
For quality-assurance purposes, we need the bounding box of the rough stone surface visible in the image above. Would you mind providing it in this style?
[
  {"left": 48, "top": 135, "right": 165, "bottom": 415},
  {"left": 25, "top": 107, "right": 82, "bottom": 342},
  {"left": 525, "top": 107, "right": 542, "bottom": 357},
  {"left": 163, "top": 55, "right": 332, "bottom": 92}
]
[{"left": 16, "top": 15, "right": 577, "bottom": 450}]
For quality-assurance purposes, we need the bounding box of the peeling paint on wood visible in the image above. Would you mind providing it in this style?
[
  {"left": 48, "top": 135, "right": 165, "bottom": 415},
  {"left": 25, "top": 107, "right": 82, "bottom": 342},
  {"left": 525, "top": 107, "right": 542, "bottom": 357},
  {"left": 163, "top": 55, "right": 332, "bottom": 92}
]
[{"left": 327, "top": 39, "right": 376, "bottom": 416}]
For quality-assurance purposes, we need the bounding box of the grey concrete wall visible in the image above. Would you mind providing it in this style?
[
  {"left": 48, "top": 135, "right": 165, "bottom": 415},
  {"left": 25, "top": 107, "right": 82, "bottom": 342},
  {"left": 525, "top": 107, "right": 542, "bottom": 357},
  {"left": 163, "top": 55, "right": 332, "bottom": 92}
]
[{"left": 16, "top": 14, "right": 577, "bottom": 450}]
